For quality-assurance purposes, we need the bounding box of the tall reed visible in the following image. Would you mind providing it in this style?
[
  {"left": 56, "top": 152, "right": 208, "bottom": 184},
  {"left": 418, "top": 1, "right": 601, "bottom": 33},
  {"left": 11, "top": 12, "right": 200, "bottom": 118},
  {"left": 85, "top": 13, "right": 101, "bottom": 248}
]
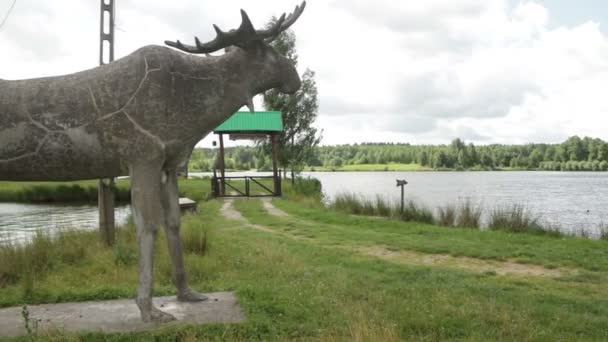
[
  {"left": 488, "top": 204, "right": 543, "bottom": 233},
  {"left": 437, "top": 205, "right": 457, "bottom": 227},
  {"left": 330, "top": 193, "right": 434, "bottom": 224},
  {"left": 455, "top": 200, "right": 482, "bottom": 229}
]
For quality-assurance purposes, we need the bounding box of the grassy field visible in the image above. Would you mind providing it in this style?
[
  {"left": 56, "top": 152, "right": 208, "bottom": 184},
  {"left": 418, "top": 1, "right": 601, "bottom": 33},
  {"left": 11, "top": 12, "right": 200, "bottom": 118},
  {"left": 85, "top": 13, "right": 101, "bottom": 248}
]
[
  {"left": 1, "top": 187, "right": 608, "bottom": 340},
  {"left": 306, "top": 163, "right": 430, "bottom": 172},
  {"left": 0, "top": 178, "right": 213, "bottom": 203}
]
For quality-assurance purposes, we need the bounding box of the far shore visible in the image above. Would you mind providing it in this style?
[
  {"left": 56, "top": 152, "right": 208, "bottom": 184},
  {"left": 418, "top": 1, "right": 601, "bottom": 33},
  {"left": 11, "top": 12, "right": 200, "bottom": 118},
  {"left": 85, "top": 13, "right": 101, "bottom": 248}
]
[{"left": 190, "top": 163, "right": 608, "bottom": 173}]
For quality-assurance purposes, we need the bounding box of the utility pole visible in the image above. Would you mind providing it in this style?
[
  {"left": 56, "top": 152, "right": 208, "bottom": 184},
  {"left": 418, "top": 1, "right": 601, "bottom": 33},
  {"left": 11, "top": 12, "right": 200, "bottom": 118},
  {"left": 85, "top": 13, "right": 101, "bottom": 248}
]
[{"left": 98, "top": 0, "right": 116, "bottom": 246}]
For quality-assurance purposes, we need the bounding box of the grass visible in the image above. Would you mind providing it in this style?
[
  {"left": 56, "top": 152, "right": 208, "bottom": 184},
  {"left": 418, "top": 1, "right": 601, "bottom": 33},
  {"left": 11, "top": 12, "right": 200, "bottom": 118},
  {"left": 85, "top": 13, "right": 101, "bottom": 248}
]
[
  {"left": 1, "top": 195, "right": 608, "bottom": 340},
  {"left": 329, "top": 192, "right": 603, "bottom": 238},
  {"left": 454, "top": 200, "right": 482, "bottom": 229},
  {"left": 437, "top": 204, "right": 457, "bottom": 227},
  {"left": 330, "top": 192, "right": 434, "bottom": 224},
  {"left": 0, "top": 178, "right": 213, "bottom": 204},
  {"left": 0, "top": 180, "right": 131, "bottom": 203},
  {"left": 489, "top": 205, "right": 543, "bottom": 233}
]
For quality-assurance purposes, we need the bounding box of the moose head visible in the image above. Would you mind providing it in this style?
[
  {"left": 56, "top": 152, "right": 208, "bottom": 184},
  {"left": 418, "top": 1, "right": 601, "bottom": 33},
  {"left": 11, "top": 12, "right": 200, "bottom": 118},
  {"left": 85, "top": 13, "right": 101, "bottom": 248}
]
[{"left": 165, "top": 2, "right": 305, "bottom": 111}]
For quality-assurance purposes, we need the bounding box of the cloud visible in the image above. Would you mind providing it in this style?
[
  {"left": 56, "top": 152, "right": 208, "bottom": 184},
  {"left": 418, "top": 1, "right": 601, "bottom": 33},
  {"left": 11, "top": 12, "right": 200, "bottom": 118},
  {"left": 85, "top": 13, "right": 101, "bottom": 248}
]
[{"left": 1, "top": 0, "right": 607, "bottom": 146}]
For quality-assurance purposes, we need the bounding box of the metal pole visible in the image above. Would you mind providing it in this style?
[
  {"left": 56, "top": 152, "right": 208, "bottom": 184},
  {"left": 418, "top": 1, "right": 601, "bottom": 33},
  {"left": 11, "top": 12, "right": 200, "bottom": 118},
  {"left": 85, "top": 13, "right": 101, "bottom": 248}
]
[
  {"left": 99, "top": 0, "right": 116, "bottom": 246},
  {"left": 99, "top": 0, "right": 115, "bottom": 65}
]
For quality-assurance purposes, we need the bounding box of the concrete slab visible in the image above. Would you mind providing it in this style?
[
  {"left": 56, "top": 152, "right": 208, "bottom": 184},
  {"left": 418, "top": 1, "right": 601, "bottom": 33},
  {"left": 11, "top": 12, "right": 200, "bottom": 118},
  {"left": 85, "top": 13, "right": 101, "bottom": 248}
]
[
  {"left": 0, "top": 292, "right": 245, "bottom": 338},
  {"left": 179, "top": 197, "right": 198, "bottom": 213}
]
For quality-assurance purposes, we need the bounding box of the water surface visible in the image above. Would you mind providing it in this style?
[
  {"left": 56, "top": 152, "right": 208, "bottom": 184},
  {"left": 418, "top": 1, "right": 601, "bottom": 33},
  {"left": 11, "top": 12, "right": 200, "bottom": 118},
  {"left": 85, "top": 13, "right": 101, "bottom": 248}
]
[{"left": 0, "top": 203, "right": 131, "bottom": 244}]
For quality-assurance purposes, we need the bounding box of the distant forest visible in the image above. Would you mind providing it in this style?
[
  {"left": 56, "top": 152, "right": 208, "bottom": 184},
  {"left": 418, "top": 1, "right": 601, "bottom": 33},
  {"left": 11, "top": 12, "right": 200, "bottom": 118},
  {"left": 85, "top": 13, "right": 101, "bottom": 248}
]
[{"left": 189, "top": 136, "right": 608, "bottom": 172}]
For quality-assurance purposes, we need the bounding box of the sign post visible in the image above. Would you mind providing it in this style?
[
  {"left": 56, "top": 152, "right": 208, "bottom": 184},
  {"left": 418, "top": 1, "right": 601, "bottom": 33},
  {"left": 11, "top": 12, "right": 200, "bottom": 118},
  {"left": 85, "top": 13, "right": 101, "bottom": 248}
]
[{"left": 396, "top": 179, "right": 408, "bottom": 214}]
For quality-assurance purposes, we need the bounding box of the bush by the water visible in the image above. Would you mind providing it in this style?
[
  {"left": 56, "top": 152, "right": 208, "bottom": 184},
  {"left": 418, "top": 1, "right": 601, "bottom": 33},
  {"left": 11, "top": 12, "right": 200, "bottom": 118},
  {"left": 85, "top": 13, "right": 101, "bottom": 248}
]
[
  {"left": 0, "top": 231, "right": 91, "bottom": 289},
  {"left": 330, "top": 193, "right": 608, "bottom": 239},
  {"left": 488, "top": 205, "right": 544, "bottom": 233},
  {"left": 331, "top": 192, "right": 434, "bottom": 224},
  {"left": 291, "top": 177, "right": 323, "bottom": 199},
  {"left": 455, "top": 200, "right": 482, "bottom": 229},
  {"left": 437, "top": 205, "right": 457, "bottom": 227},
  {"left": 0, "top": 178, "right": 214, "bottom": 204},
  {"left": 0, "top": 181, "right": 130, "bottom": 203}
]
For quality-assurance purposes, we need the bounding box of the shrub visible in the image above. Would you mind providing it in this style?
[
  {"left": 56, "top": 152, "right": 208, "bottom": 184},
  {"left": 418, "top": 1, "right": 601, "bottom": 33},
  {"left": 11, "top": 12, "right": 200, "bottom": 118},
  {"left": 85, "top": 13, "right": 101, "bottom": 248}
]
[
  {"left": 455, "top": 200, "right": 482, "bottom": 228},
  {"left": 331, "top": 193, "right": 367, "bottom": 216},
  {"left": 292, "top": 177, "right": 323, "bottom": 199},
  {"left": 375, "top": 195, "right": 392, "bottom": 217},
  {"left": 437, "top": 205, "right": 457, "bottom": 227},
  {"left": 181, "top": 215, "right": 213, "bottom": 256},
  {"left": 396, "top": 201, "right": 435, "bottom": 224},
  {"left": 0, "top": 230, "right": 94, "bottom": 288},
  {"left": 599, "top": 223, "right": 608, "bottom": 241},
  {"left": 113, "top": 242, "right": 137, "bottom": 266},
  {"left": 331, "top": 193, "right": 434, "bottom": 224},
  {"left": 488, "top": 204, "right": 544, "bottom": 234}
]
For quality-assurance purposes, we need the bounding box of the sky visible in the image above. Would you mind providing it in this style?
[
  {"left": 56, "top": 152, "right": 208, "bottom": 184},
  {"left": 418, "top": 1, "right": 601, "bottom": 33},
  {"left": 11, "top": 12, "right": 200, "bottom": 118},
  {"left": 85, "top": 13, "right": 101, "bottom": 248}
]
[{"left": 1, "top": 0, "right": 607, "bottom": 147}]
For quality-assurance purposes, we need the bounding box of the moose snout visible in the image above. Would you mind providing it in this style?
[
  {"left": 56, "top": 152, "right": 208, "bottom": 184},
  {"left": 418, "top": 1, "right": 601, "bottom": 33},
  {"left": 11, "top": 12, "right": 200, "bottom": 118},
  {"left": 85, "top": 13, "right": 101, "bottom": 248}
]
[{"left": 280, "top": 75, "right": 302, "bottom": 94}]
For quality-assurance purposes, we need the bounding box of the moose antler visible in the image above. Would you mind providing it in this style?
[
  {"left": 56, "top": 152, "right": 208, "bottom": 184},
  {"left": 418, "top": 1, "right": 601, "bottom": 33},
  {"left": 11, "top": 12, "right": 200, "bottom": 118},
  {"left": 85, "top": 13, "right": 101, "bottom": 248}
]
[
  {"left": 257, "top": 1, "right": 306, "bottom": 42},
  {"left": 165, "top": 1, "right": 306, "bottom": 54}
]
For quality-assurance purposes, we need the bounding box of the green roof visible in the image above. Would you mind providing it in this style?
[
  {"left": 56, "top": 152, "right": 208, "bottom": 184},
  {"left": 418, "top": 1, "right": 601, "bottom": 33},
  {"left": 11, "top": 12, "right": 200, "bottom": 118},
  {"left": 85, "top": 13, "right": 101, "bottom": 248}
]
[{"left": 214, "top": 111, "right": 283, "bottom": 133}]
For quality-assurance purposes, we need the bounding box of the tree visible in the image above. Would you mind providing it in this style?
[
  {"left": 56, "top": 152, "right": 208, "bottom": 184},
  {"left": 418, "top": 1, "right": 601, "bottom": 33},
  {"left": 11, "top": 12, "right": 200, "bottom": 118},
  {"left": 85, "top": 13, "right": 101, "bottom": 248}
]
[{"left": 262, "top": 20, "right": 322, "bottom": 181}]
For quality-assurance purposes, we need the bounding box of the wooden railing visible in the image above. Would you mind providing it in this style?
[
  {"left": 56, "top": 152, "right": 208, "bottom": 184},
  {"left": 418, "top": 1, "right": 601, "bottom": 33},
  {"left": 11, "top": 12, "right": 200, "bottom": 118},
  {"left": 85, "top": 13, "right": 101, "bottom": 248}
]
[{"left": 211, "top": 176, "right": 281, "bottom": 197}]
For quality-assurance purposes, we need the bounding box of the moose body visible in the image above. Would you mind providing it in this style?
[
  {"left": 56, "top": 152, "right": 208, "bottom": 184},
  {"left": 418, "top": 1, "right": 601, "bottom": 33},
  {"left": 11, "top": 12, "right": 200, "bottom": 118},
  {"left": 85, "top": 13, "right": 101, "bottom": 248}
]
[
  {"left": 0, "top": 2, "right": 306, "bottom": 323},
  {"left": 0, "top": 45, "right": 297, "bottom": 180}
]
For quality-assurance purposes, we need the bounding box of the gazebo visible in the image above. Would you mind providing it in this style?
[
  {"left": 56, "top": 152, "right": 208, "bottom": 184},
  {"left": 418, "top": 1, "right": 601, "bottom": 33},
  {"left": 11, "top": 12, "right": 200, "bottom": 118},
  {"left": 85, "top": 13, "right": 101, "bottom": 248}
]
[{"left": 212, "top": 111, "right": 283, "bottom": 197}]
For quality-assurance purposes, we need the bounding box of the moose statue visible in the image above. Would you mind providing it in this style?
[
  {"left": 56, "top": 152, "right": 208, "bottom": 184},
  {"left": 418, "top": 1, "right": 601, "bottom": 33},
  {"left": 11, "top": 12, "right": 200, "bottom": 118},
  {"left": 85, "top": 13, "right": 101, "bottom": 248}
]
[{"left": 0, "top": 2, "right": 306, "bottom": 323}]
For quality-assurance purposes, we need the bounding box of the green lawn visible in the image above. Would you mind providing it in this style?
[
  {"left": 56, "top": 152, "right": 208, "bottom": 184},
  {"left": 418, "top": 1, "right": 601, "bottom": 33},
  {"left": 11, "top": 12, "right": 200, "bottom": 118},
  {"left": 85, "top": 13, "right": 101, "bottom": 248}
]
[{"left": 1, "top": 193, "right": 607, "bottom": 340}]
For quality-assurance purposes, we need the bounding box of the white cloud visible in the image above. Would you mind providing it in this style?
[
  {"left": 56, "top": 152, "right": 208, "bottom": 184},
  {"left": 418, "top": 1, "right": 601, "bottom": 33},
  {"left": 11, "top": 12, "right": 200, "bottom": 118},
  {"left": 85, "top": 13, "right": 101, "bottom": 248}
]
[{"left": 1, "top": 0, "right": 607, "bottom": 146}]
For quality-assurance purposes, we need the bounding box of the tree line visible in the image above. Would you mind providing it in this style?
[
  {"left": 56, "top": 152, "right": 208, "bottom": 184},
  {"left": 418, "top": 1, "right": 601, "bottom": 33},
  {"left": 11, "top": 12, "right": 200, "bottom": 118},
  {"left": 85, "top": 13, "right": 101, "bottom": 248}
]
[{"left": 189, "top": 136, "right": 608, "bottom": 172}]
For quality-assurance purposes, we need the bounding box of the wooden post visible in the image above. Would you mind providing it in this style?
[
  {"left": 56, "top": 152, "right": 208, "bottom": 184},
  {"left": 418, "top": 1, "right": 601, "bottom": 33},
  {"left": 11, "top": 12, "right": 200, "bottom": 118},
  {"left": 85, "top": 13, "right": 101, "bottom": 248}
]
[
  {"left": 271, "top": 134, "right": 281, "bottom": 196},
  {"left": 290, "top": 136, "right": 295, "bottom": 185},
  {"left": 98, "top": 0, "right": 116, "bottom": 246},
  {"left": 400, "top": 185, "right": 404, "bottom": 214},
  {"left": 396, "top": 179, "right": 408, "bottom": 215},
  {"left": 99, "top": 178, "right": 115, "bottom": 246},
  {"left": 219, "top": 133, "right": 226, "bottom": 196}
]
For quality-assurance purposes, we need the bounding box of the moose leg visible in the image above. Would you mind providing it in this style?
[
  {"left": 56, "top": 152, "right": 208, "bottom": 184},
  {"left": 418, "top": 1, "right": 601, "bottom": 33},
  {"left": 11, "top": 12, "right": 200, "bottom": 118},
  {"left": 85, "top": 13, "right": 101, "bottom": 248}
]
[
  {"left": 161, "top": 170, "right": 208, "bottom": 302},
  {"left": 131, "top": 163, "right": 176, "bottom": 323}
]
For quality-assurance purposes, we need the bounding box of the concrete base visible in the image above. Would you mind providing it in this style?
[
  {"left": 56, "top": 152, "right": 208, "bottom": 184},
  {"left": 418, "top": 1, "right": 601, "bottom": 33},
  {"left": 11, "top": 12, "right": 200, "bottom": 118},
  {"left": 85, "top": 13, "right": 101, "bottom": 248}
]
[
  {"left": 179, "top": 197, "right": 198, "bottom": 213},
  {"left": 0, "top": 292, "right": 244, "bottom": 338}
]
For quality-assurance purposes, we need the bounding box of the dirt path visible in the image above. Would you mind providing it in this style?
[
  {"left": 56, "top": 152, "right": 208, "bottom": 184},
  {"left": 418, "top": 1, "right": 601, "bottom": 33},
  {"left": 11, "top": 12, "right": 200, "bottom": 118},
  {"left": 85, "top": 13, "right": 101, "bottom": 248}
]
[
  {"left": 219, "top": 199, "right": 276, "bottom": 233},
  {"left": 261, "top": 198, "right": 289, "bottom": 217},
  {"left": 358, "top": 246, "right": 572, "bottom": 278},
  {"left": 220, "top": 199, "right": 246, "bottom": 222},
  {"left": 218, "top": 199, "right": 576, "bottom": 279}
]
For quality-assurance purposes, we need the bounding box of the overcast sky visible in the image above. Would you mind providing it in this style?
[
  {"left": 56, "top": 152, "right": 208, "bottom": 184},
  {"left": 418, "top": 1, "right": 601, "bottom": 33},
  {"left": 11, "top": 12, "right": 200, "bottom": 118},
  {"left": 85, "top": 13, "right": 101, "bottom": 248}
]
[{"left": 1, "top": 0, "right": 607, "bottom": 147}]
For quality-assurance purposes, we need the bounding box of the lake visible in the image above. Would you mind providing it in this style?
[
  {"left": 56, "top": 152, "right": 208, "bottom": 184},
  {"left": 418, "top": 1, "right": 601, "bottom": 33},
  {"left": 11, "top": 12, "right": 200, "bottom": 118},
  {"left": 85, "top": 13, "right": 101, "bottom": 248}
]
[
  {"left": 0, "top": 203, "right": 131, "bottom": 244},
  {"left": 0, "top": 171, "right": 606, "bottom": 243},
  {"left": 306, "top": 171, "right": 607, "bottom": 237}
]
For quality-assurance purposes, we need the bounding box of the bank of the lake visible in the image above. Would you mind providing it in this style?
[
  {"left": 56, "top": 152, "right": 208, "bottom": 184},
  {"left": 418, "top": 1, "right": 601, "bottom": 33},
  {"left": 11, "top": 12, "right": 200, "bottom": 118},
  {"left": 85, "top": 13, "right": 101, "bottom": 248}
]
[
  {"left": 3, "top": 171, "right": 607, "bottom": 241},
  {"left": 0, "top": 178, "right": 215, "bottom": 244},
  {"left": 1, "top": 191, "right": 607, "bottom": 340},
  {"left": 303, "top": 163, "right": 608, "bottom": 172}
]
